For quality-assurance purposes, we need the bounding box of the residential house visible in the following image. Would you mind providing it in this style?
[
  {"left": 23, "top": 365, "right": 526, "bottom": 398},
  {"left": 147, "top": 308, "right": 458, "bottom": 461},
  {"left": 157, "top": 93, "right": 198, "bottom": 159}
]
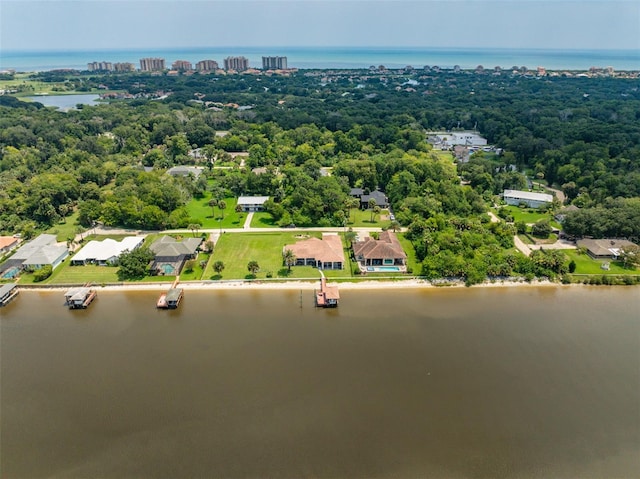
[
  {"left": 555, "top": 205, "right": 579, "bottom": 223},
  {"left": 503, "top": 189, "right": 553, "bottom": 208},
  {"left": 352, "top": 231, "right": 407, "bottom": 272},
  {"left": 285, "top": 233, "right": 345, "bottom": 270},
  {"left": 7, "top": 234, "right": 68, "bottom": 271},
  {"left": 167, "top": 166, "right": 204, "bottom": 178},
  {"left": 71, "top": 237, "right": 145, "bottom": 266},
  {"left": 149, "top": 236, "right": 203, "bottom": 275},
  {"left": 576, "top": 239, "right": 637, "bottom": 260},
  {"left": 428, "top": 131, "right": 488, "bottom": 149},
  {"left": 350, "top": 188, "right": 389, "bottom": 209},
  {"left": 237, "top": 196, "right": 269, "bottom": 212},
  {"left": 0, "top": 236, "right": 19, "bottom": 255}
]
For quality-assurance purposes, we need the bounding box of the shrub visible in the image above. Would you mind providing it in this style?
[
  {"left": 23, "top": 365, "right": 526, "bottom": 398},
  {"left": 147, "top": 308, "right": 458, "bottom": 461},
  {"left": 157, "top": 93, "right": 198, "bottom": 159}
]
[{"left": 33, "top": 265, "right": 52, "bottom": 282}]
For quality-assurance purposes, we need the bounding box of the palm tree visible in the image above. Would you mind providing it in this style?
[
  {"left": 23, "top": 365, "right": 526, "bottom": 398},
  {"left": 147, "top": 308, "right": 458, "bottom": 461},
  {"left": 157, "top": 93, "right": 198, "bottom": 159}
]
[
  {"left": 368, "top": 198, "right": 377, "bottom": 222},
  {"left": 188, "top": 223, "right": 201, "bottom": 237},
  {"left": 345, "top": 196, "right": 359, "bottom": 224},
  {"left": 371, "top": 205, "right": 381, "bottom": 223},
  {"left": 345, "top": 230, "right": 357, "bottom": 247},
  {"left": 208, "top": 198, "right": 218, "bottom": 219},
  {"left": 283, "top": 248, "right": 296, "bottom": 271},
  {"left": 217, "top": 200, "right": 227, "bottom": 220}
]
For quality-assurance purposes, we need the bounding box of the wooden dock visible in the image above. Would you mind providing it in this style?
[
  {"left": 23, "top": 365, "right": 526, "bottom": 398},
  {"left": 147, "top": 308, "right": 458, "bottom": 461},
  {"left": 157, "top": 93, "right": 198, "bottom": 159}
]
[
  {"left": 157, "top": 276, "right": 183, "bottom": 309},
  {"left": 0, "top": 283, "right": 19, "bottom": 307},
  {"left": 64, "top": 284, "right": 97, "bottom": 309},
  {"left": 315, "top": 270, "right": 339, "bottom": 308}
]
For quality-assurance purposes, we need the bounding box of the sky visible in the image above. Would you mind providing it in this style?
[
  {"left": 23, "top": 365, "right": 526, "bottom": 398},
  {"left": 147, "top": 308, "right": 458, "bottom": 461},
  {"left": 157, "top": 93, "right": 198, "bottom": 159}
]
[{"left": 1, "top": 0, "right": 639, "bottom": 51}]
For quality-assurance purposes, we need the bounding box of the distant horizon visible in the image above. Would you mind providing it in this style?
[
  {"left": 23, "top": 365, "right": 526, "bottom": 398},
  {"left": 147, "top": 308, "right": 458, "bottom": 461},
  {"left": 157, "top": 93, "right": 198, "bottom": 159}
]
[{"left": 5, "top": 45, "right": 640, "bottom": 54}]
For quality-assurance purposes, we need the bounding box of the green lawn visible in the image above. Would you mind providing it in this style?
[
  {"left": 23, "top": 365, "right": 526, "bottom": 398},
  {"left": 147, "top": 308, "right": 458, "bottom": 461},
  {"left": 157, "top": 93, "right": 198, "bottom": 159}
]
[
  {"left": 397, "top": 233, "right": 419, "bottom": 275},
  {"left": 347, "top": 208, "right": 393, "bottom": 228},
  {"left": 250, "top": 211, "right": 277, "bottom": 227},
  {"left": 185, "top": 194, "right": 243, "bottom": 229},
  {"left": 564, "top": 250, "right": 637, "bottom": 275},
  {"left": 46, "top": 211, "right": 81, "bottom": 242},
  {"left": 179, "top": 253, "right": 210, "bottom": 281},
  {"left": 204, "top": 232, "right": 354, "bottom": 280},
  {"left": 497, "top": 205, "right": 551, "bottom": 224},
  {"left": 18, "top": 261, "right": 120, "bottom": 285}
]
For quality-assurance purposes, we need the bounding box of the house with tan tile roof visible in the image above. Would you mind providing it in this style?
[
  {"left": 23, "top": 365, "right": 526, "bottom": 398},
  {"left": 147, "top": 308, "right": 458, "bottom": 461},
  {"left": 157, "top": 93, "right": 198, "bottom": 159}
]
[
  {"left": 284, "top": 233, "right": 345, "bottom": 270},
  {"left": 0, "top": 236, "right": 19, "bottom": 255},
  {"left": 353, "top": 231, "right": 407, "bottom": 273}
]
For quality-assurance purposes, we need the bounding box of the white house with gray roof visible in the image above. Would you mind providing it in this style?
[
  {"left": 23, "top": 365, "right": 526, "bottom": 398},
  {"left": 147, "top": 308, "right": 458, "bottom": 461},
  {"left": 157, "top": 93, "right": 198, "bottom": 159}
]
[
  {"left": 10, "top": 234, "right": 68, "bottom": 271},
  {"left": 237, "top": 196, "right": 269, "bottom": 212},
  {"left": 503, "top": 189, "right": 553, "bottom": 208}
]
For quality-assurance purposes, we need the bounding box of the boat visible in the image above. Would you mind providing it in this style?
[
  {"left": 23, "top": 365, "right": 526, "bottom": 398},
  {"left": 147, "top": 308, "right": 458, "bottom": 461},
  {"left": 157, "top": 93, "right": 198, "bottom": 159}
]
[
  {"left": 64, "top": 286, "right": 97, "bottom": 309},
  {"left": 0, "top": 283, "right": 19, "bottom": 307}
]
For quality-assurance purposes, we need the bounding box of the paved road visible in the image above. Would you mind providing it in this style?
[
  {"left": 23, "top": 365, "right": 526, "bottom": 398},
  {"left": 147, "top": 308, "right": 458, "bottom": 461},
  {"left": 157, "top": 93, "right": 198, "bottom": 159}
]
[{"left": 513, "top": 235, "right": 532, "bottom": 256}]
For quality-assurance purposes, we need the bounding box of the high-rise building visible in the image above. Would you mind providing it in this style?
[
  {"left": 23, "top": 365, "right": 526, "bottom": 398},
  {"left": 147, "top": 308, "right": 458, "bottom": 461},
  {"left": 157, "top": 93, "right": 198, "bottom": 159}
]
[
  {"left": 114, "top": 62, "right": 136, "bottom": 72},
  {"left": 196, "top": 60, "right": 219, "bottom": 72},
  {"left": 87, "top": 61, "right": 113, "bottom": 71},
  {"left": 139, "top": 58, "right": 166, "bottom": 72},
  {"left": 224, "top": 56, "right": 249, "bottom": 71},
  {"left": 171, "top": 60, "right": 193, "bottom": 71},
  {"left": 262, "top": 56, "right": 288, "bottom": 70}
]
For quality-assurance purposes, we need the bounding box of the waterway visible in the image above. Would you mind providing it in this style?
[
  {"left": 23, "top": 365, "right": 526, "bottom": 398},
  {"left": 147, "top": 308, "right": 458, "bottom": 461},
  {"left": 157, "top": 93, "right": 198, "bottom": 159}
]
[
  {"left": 22, "top": 94, "right": 101, "bottom": 111},
  {"left": 1, "top": 286, "right": 639, "bottom": 478}
]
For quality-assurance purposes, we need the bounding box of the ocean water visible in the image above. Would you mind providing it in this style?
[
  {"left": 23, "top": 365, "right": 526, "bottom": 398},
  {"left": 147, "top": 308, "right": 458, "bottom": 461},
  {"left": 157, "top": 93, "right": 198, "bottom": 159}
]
[{"left": 1, "top": 46, "right": 639, "bottom": 72}]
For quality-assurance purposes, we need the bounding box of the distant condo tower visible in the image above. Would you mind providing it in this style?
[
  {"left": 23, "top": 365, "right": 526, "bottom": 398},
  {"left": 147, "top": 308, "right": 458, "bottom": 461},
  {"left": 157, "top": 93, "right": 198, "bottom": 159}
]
[
  {"left": 196, "top": 60, "right": 219, "bottom": 72},
  {"left": 139, "top": 57, "right": 166, "bottom": 72},
  {"left": 87, "top": 61, "right": 113, "bottom": 72},
  {"left": 114, "top": 62, "right": 135, "bottom": 72},
  {"left": 262, "top": 56, "right": 288, "bottom": 70},
  {"left": 171, "top": 60, "right": 193, "bottom": 71},
  {"left": 224, "top": 56, "right": 249, "bottom": 72}
]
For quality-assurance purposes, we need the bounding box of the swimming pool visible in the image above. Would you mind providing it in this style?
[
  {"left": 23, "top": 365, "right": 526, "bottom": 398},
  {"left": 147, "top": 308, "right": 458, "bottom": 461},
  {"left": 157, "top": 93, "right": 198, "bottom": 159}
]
[{"left": 366, "top": 266, "right": 401, "bottom": 272}]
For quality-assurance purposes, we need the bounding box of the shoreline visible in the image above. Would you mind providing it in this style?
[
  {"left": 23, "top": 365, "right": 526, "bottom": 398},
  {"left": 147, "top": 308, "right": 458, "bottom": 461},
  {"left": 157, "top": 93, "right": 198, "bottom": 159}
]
[{"left": 15, "top": 278, "right": 576, "bottom": 293}]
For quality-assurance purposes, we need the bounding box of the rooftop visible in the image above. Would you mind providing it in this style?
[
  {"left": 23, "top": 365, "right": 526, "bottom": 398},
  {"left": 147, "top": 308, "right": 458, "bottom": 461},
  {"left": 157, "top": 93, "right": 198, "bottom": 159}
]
[{"left": 503, "top": 189, "right": 554, "bottom": 203}]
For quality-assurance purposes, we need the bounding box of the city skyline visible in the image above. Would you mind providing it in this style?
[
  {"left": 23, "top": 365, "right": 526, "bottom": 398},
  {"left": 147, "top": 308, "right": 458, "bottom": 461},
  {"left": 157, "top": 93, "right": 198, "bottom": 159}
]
[{"left": 2, "top": 0, "right": 639, "bottom": 52}]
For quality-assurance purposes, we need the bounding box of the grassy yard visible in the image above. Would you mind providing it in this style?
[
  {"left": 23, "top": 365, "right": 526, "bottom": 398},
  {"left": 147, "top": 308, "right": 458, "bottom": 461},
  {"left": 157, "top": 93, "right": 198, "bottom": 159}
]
[
  {"left": 18, "top": 261, "right": 120, "bottom": 285},
  {"left": 204, "top": 232, "right": 354, "bottom": 280},
  {"left": 246, "top": 207, "right": 395, "bottom": 229},
  {"left": 347, "top": 208, "right": 393, "bottom": 228},
  {"left": 397, "top": 233, "right": 419, "bottom": 275},
  {"left": 250, "top": 211, "right": 277, "bottom": 227},
  {"left": 179, "top": 253, "right": 210, "bottom": 281},
  {"left": 46, "top": 211, "right": 81, "bottom": 242},
  {"left": 185, "top": 194, "right": 243, "bottom": 229},
  {"left": 497, "top": 205, "right": 550, "bottom": 224},
  {"left": 564, "top": 250, "right": 637, "bottom": 275}
]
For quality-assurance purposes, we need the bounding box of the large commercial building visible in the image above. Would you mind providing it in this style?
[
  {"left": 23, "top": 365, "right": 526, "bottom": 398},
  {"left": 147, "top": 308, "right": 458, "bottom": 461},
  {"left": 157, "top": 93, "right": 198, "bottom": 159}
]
[
  {"left": 262, "top": 56, "right": 288, "bottom": 70},
  {"left": 139, "top": 57, "right": 166, "bottom": 72},
  {"left": 224, "top": 56, "right": 249, "bottom": 71},
  {"left": 196, "top": 60, "right": 219, "bottom": 72}
]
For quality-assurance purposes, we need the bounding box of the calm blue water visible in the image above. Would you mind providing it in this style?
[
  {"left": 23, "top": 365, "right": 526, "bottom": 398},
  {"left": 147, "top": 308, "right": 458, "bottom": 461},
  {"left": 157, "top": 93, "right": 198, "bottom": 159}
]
[
  {"left": 2, "top": 46, "right": 639, "bottom": 72},
  {"left": 23, "top": 94, "right": 101, "bottom": 111}
]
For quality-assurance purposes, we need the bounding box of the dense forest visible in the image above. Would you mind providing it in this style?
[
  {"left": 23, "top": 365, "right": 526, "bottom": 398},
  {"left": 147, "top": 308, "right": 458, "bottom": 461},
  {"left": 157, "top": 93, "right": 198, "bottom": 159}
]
[{"left": 1, "top": 68, "right": 639, "bottom": 281}]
